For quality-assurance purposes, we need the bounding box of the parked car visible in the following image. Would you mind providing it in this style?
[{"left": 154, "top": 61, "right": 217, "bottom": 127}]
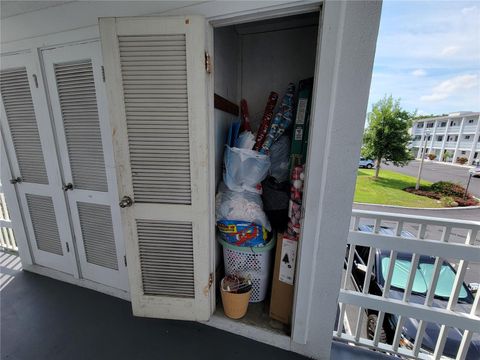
[
  {"left": 346, "top": 225, "right": 480, "bottom": 359},
  {"left": 469, "top": 160, "right": 480, "bottom": 177},
  {"left": 359, "top": 157, "right": 375, "bottom": 169}
]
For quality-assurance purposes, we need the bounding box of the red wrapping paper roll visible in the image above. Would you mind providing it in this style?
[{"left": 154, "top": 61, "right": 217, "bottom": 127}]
[{"left": 253, "top": 92, "right": 279, "bottom": 151}]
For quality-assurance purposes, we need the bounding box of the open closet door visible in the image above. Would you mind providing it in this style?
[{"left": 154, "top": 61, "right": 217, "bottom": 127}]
[{"left": 99, "top": 16, "right": 213, "bottom": 320}]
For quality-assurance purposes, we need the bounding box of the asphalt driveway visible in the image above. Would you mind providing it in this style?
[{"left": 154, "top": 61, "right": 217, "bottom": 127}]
[{"left": 382, "top": 160, "right": 480, "bottom": 198}]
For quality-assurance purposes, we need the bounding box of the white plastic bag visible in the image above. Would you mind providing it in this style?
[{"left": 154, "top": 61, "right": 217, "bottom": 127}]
[
  {"left": 223, "top": 145, "right": 270, "bottom": 194},
  {"left": 236, "top": 131, "right": 256, "bottom": 149},
  {"left": 215, "top": 183, "right": 271, "bottom": 231}
]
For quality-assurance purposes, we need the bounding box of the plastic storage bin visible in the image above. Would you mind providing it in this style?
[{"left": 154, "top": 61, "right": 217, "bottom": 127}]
[{"left": 218, "top": 235, "right": 275, "bottom": 302}]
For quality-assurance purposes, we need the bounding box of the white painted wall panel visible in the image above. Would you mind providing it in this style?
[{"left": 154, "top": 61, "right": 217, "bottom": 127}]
[{"left": 241, "top": 25, "right": 318, "bottom": 128}]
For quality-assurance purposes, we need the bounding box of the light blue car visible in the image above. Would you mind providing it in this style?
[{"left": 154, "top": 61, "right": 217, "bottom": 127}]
[{"left": 359, "top": 157, "right": 375, "bottom": 169}]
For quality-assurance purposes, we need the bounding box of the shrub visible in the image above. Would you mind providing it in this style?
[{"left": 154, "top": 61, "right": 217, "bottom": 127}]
[
  {"left": 427, "top": 153, "right": 437, "bottom": 160},
  {"left": 440, "top": 196, "right": 458, "bottom": 207},
  {"left": 457, "top": 156, "right": 468, "bottom": 165},
  {"left": 404, "top": 181, "right": 478, "bottom": 207},
  {"left": 430, "top": 181, "right": 465, "bottom": 197},
  {"left": 442, "top": 151, "right": 453, "bottom": 161}
]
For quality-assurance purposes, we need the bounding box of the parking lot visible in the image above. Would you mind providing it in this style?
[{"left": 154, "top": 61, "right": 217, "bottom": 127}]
[{"left": 382, "top": 160, "right": 480, "bottom": 198}]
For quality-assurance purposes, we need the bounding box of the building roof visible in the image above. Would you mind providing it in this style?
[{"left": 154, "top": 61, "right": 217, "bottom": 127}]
[{"left": 413, "top": 112, "right": 480, "bottom": 122}]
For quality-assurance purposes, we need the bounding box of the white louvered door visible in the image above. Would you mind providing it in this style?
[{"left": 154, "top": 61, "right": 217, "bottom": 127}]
[
  {"left": 100, "top": 17, "right": 213, "bottom": 320},
  {"left": 0, "top": 52, "right": 77, "bottom": 275},
  {"left": 42, "top": 42, "right": 129, "bottom": 291}
]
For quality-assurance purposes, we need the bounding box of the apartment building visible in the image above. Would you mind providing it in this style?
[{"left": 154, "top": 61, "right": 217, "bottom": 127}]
[{"left": 411, "top": 111, "right": 480, "bottom": 165}]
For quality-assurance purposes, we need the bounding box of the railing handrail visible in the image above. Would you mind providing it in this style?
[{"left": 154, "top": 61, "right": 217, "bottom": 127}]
[{"left": 352, "top": 209, "right": 480, "bottom": 228}]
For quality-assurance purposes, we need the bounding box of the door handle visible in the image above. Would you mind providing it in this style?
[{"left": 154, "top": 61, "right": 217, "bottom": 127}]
[
  {"left": 62, "top": 183, "right": 74, "bottom": 191},
  {"left": 10, "top": 177, "right": 22, "bottom": 184},
  {"left": 119, "top": 196, "right": 133, "bottom": 208}
]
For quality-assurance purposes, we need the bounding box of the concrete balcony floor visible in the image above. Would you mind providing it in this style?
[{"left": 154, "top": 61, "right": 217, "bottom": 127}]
[{"left": 1, "top": 251, "right": 392, "bottom": 360}]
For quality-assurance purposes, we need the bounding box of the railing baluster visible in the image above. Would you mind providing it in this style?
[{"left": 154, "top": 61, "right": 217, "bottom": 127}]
[
  {"left": 456, "top": 289, "right": 480, "bottom": 360},
  {"left": 354, "top": 218, "right": 378, "bottom": 341},
  {"left": 413, "top": 226, "right": 451, "bottom": 357},
  {"left": 373, "top": 249, "right": 397, "bottom": 346},
  {"left": 433, "top": 229, "right": 477, "bottom": 359},
  {"left": 337, "top": 244, "right": 356, "bottom": 337},
  {"left": 393, "top": 223, "right": 426, "bottom": 351}
]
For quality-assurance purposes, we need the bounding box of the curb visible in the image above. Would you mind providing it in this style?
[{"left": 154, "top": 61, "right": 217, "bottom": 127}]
[{"left": 353, "top": 202, "right": 480, "bottom": 211}]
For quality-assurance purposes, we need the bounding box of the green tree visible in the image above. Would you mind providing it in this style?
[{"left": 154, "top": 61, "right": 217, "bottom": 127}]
[{"left": 362, "top": 96, "right": 413, "bottom": 178}]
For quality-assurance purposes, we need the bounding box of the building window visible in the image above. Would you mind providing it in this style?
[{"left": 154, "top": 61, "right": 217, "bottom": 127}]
[
  {"left": 450, "top": 121, "right": 455, "bottom": 126},
  {"left": 440, "top": 122, "right": 447, "bottom": 127},
  {"left": 468, "top": 119, "right": 474, "bottom": 124},
  {"left": 417, "top": 122, "right": 424, "bottom": 128},
  {"left": 437, "top": 135, "right": 443, "bottom": 141},
  {"left": 465, "top": 135, "right": 471, "bottom": 140},
  {"left": 461, "top": 151, "right": 466, "bottom": 155},
  {"left": 426, "top": 122, "right": 434, "bottom": 128},
  {"left": 427, "top": 135, "right": 432, "bottom": 140}
]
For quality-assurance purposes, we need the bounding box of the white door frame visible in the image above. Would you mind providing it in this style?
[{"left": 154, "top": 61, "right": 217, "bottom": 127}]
[
  {"left": 0, "top": 51, "right": 78, "bottom": 276},
  {"left": 291, "top": 1, "right": 382, "bottom": 358},
  {"left": 41, "top": 40, "right": 129, "bottom": 291}
]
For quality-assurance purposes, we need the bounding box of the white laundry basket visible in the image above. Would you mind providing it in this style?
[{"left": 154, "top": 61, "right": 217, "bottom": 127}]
[{"left": 218, "top": 235, "right": 275, "bottom": 302}]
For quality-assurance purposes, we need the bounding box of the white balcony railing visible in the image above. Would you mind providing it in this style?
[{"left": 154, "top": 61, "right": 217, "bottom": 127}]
[
  {"left": 431, "top": 141, "right": 443, "bottom": 148},
  {"left": 444, "top": 142, "right": 457, "bottom": 149},
  {"left": 0, "top": 186, "right": 17, "bottom": 252},
  {"left": 458, "top": 141, "right": 473, "bottom": 149},
  {"left": 411, "top": 141, "right": 422, "bottom": 147},
  {"left": 462, "top": 125, "right": 478, "bottom": 133},
  {"left": 335, "top": 210, "right": 480, "bottom": 360},
  {"left": 448, "top": 126, "right": 461, "bottom": 133}
]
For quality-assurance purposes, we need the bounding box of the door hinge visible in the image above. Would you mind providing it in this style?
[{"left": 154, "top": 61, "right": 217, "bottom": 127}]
[
  {"left": 32, "top": 74, "right": 39, "bottom": 88},
  {"left": 203, "top": 273, "right": 214, "bottom": 296},
  {"left": 66, "top": 242, "right": 70, "bottom": 253},
  {"left": 101, "top": 66, "right": 105, "bottom": 82},
  {"left": 124, "top": 255, "right": 127, "bottom": 267},
  {"left": 204, "top": 52, "right": 211, "bottom": 74}
]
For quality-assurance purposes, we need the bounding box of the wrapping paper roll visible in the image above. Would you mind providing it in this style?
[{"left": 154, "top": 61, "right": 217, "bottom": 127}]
[
  {"left": 254, "top": 92, "right": 279, "bottom": 151},
  {"left": 260, "top": 83, "right": 295, "bottom": 154}
]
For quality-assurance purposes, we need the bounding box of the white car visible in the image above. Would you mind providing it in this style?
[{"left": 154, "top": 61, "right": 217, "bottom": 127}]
[
  {"left": 359, "top": 157, "right": 375, "bottom": 169},
  {"left": 469, "top": 161, "right": 480, "bottom": 177}
]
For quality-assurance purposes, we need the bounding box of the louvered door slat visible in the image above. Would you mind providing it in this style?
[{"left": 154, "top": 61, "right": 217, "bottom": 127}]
[
  {"left": 0, "top": 68, "right": 48, "bottom": 184},
  {"left": 137, "top": 220, "right": 194, "bottom": 297},
  {"left": 54, "top": 60, "right": 107, "bottom": 192},
  {"left": 118, "top": 34, "right": 191, "bottom": 204},
  {"left": 77, "top": 202, "right": 118, "bottom": 270},
  {"left": 26, "top": 194, "right": 63, "bottom": 255}
]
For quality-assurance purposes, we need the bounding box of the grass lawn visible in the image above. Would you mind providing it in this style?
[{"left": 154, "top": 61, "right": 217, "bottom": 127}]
[{"left": 354, "top": 169, "right": 442, "bottom": 208}]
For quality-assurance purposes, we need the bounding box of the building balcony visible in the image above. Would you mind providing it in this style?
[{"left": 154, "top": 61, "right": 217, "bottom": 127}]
[
  {"left": 435, "top": 127, "right": 447, "bottom": 134},
  {"left": 413, "top": 128, "right": 424, "bottom": 135},
  {"left": 411, "top": 140, "right": 421, "bottom": 147},
  {"left": 463, "top": 125, "right": 478, "bottom": 133},
  {"left": 444, "top": 141, "right": 457, "bottom": 149},
  {"left": 431, "top": 141, "right": 443, "bottom": 148},
  {"left": 458, "top": 141, "right": 473, "bottom": 149},
  {"left": 448, "top": 126, "right": 461, "bottom": 133}
]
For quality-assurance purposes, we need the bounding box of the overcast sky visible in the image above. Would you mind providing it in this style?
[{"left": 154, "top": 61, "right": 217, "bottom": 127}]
[{"left": 367, "top": 1, "right": 480, "bottom": 116}]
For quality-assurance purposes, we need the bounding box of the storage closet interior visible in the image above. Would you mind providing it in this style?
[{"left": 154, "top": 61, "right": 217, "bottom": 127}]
[{"left": 213, "top": 12, "right": 319, "bottom": 335}]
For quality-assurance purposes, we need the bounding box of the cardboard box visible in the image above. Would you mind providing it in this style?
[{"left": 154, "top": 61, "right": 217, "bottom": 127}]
[{"left": 270, "top": 233, "right": 298, "bottom": 325}]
